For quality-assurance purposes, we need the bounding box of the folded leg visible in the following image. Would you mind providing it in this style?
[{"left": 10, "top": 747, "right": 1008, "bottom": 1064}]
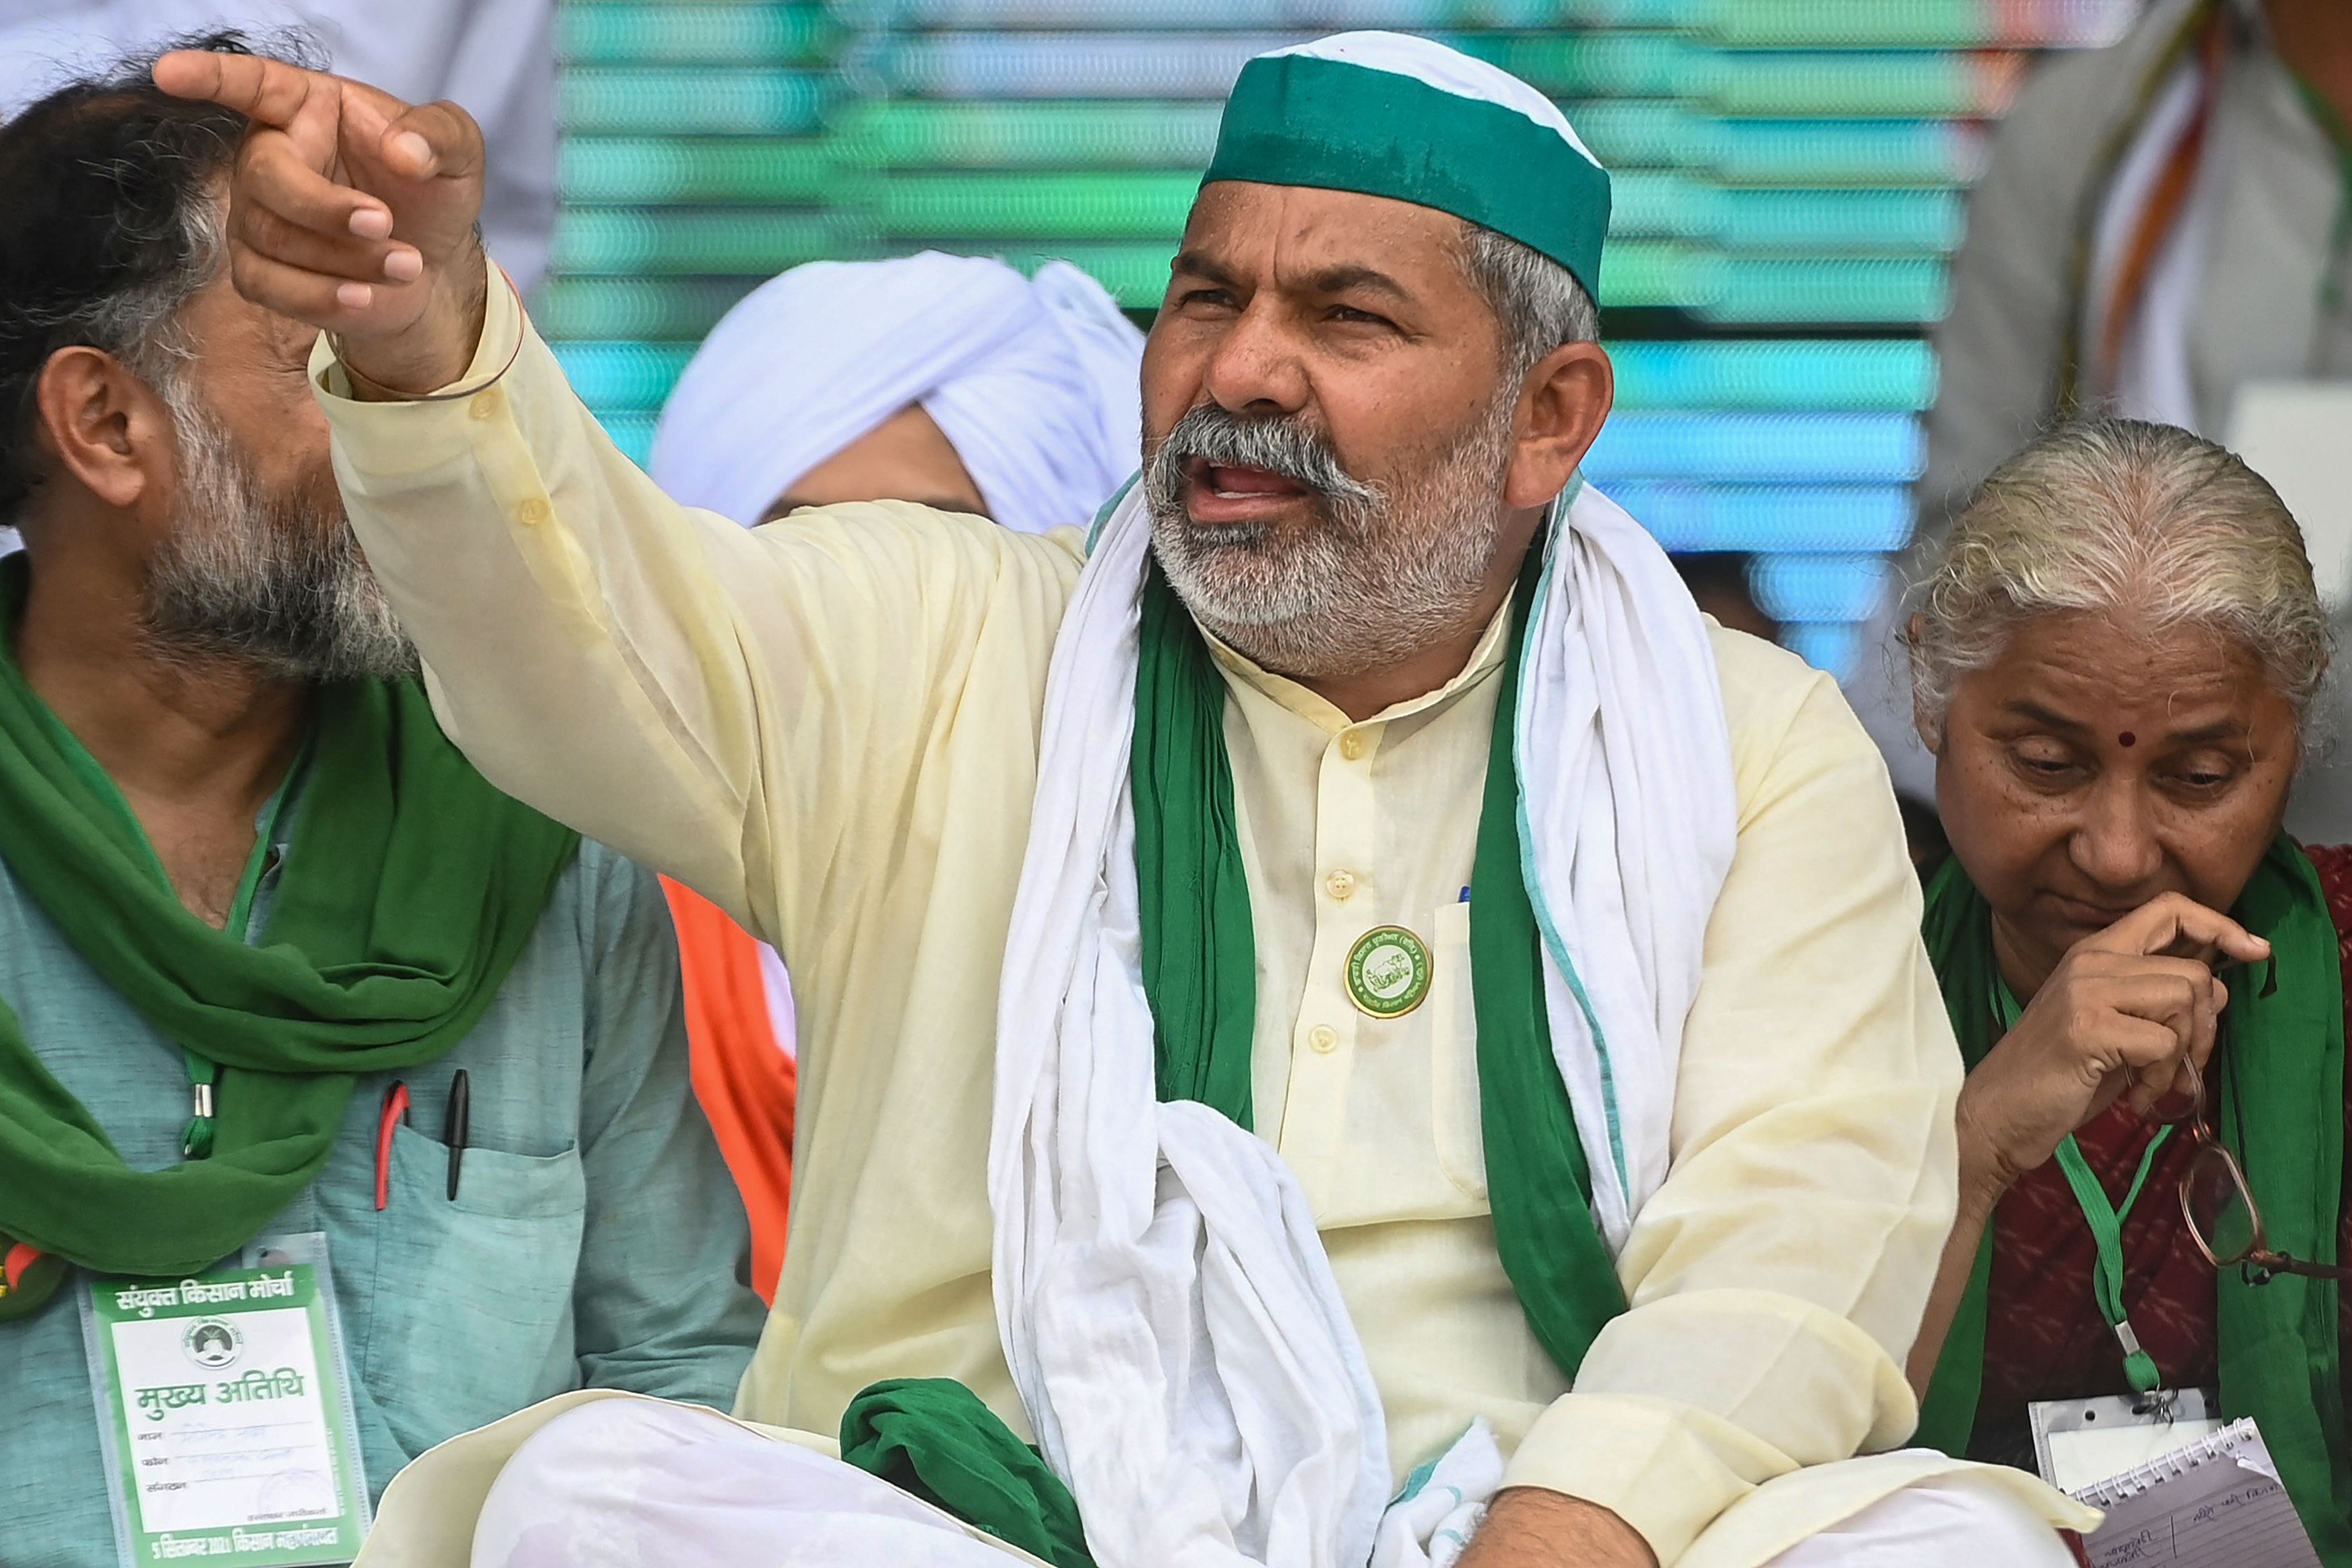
[
  {"left": 1759, "top": 1471, "right": 2076, "bottom": 1568},
  {"left": 470, "top": 1398, "right": 1030, "bottom": 1568}
]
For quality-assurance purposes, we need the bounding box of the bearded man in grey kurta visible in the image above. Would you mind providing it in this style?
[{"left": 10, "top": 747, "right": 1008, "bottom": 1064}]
[{"left": 0, "top": 56, "right": 761, "bottom": 1568}]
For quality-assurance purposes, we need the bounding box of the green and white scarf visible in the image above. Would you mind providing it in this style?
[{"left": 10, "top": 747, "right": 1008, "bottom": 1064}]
[{"left": 974, "top": 471, "right": 1736, "bottom": 1568}]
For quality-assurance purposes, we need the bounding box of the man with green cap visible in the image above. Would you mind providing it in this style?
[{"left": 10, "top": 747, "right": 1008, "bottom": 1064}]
[{"left": 158, "top": 30, "right": 2084, "bottom": 1568}]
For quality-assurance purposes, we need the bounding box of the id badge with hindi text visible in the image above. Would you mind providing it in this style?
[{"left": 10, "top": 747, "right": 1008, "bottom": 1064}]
[{"left": 78, "top": 1233, "right": 370, "bottom": 1568}]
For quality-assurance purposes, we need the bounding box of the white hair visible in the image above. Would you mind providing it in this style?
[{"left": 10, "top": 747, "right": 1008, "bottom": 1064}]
[
  {"left": 1455, "top": 223, "right": 1600, "bottom": 375},
  {"left": 1906, "top": 418, "right": 2330, "bottom": 741}
]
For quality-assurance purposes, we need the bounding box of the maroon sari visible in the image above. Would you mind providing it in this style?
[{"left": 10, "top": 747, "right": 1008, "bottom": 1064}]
[{"left": 1967, "top": 844, "right": 2352, "bottom": 1461}]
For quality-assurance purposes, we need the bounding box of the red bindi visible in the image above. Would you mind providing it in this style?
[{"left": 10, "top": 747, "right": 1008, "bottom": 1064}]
[{"left": 2118, "top": 732, "right": 2137, "bottom": 748}]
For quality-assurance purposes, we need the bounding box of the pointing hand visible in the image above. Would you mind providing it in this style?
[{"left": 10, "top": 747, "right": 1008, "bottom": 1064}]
[{"left": 153, "top": 49, "right": 488, "bottom": 396}]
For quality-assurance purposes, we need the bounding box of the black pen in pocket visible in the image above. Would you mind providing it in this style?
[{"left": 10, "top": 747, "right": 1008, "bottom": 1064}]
[{"left": 445, "top": 1069, "right": 470, "bottom": 1201}]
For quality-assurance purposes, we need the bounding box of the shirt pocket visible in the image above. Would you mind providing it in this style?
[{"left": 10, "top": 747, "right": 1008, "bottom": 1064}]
[
  {"left": 358, "top": 1121, "right": 587, "bottom": 1457},
  {"left": 1429, "top": 899, "right": 1489, "bottom": 1200}
]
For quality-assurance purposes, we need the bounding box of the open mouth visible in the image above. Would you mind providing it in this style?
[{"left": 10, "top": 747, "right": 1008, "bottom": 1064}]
[{"left": 1181, "top": 457, "right": 1316, "bottom": 524}]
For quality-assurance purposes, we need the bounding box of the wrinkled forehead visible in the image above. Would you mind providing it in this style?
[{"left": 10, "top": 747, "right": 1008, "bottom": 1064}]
[
  {"left": 1176, "top": 181, "right": 1475, "bottom": 297},
  {"left": 1981, "top": 608, "right": 2290, "bottom": 731}
]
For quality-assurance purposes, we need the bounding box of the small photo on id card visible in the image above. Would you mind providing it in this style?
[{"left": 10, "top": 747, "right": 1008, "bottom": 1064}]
[
  {"left": 78, "top": 1233, "right": 370, "bottom": 1568},
  {"left": 2031, "top": 1387, "right": 2226, "bottom": 1494}
]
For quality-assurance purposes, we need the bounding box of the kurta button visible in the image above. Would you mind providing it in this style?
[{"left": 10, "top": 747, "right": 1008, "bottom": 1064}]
[
  {"left": 1325, "top": 870, "right": 1356, "bottom": 901},
  {"left": 469, "top": 389, "right": 501, "bottom": 420},
  {"left": 518, "top": 497, "right": 551, "bottom": 527},
  {"left": 1308, "top": 1025, "right": 1338, "bottom": 1053},
  {"left": 1339, "top": 733, "right": 1366, "bottom": 761}
]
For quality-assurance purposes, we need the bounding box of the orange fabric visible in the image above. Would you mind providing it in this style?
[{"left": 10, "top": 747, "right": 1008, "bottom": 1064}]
[{"left": 662, "top": 878, "right": 796, "bottom": 1303}]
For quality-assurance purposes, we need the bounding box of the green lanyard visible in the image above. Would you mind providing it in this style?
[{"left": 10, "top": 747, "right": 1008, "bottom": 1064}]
[
  {"left": 1993, "top": 978, "right": 2174, "bottom": 1395},
  {"left": 178, "top": 771, "right": 300, "bottom": 1161}
]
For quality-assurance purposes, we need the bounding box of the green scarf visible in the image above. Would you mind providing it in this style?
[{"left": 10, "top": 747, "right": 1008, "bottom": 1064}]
[
  {"left": 847, "top": 545, "right": 1628, "bottom": 1554},
  {"left": 0, "top": 564, "right": 580, "bottom": 1285},
  {"left": 1916, "top": 840, "right": 2352, "bottom": 1562},
  {"left": 842, "top": 1379, "right": 1092, "bottom": 1568},
  {"left": 1134, "top": 544, "right": 1625, "bottom": 1378}
]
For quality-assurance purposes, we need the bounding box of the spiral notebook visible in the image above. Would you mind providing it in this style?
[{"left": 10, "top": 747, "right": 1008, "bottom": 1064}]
[{"left": 2071, "top": 1417, "right": 2320, "bottom": 1568}]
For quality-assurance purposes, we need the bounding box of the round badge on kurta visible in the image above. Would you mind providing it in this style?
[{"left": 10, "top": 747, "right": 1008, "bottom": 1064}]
[{"left": 1346, "top": 925, "right": 1433, "bottom": 1019}]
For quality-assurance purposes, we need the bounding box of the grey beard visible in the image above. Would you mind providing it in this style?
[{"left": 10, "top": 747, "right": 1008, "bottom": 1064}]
[
  {"left": 1142, "top": 395, "right": 1518, "bottom": 681},
  {"left": 142, "top": 384, "right": 415, "bottom": 683}
]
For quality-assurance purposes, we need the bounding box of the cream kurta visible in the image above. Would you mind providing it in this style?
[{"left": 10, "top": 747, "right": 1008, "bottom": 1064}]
[{"left": 317, "top": 270, "right": 2024, "bottom": 1566}]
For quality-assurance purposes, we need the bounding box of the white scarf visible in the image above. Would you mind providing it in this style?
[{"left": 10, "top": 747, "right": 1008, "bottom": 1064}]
[{"left": 987, "top": 478, "right": 1738, "bottom": 1568}]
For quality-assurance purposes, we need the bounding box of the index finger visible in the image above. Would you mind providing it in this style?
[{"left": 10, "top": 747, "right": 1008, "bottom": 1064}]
[
  {"left": 153, "top": 50, "right": 325, "bottom": 129},
  {"left": 2090, "top": 892, "right": 2270, "bottom": 965}
]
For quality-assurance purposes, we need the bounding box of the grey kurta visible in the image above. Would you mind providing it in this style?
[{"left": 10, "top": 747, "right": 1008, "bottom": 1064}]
[{"left": 1, "top": 750, "right": 766, "bottom": 1568}]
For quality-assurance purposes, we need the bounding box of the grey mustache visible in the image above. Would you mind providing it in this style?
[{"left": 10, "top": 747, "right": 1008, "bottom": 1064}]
[{"left": 1145, "top": 404, "right": 1380, "bottom": 508}]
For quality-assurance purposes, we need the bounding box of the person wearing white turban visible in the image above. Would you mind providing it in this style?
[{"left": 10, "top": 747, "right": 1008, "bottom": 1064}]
[
  {"left": 644, "top": 254, "right": 1144, "bottom": 1311},
  {"left": 650, "top": 252, "right": 1145, "bottom": 533}
]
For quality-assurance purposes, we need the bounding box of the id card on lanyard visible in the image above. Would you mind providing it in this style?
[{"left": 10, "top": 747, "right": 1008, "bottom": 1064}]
[
  {"left": 2031, "top": 1386, "right": 2227, "bottom": 1492},
  {"left": 1989, "top": 980, "right": 2221, "bottom": 1490},
  {"left": 77, "top": 1233, "right": 369, "bottom": 1568}
]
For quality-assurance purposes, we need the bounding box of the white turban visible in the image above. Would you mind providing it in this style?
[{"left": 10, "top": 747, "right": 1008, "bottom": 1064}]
[{"left": 649, "top": 251, "right": 1146, "bottom": 532}]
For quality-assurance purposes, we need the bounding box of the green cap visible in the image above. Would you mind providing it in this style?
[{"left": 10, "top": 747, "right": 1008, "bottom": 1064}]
[{"left": 1202, "top": 32, "right": 1612, "bottom": 299}]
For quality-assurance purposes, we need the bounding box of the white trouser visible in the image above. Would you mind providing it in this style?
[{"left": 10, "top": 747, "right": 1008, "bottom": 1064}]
[
  {"left": 471, "top": 1401, "right": 2077, "bottom": 1568},
  {"left": 472, "top": 1400, "right": 1024, "bottom": 1567},
  {"left": 1757, "top": 1471, "right": 2077, "bottom": 1567}
]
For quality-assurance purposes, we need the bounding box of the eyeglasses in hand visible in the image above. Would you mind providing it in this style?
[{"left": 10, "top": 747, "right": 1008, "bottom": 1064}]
[{"left": 2162, "top": 1055, "right": 2352, "bottom": 1283}]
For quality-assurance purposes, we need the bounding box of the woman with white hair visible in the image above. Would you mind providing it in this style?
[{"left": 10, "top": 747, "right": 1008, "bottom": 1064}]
[{"left": 1902, "top": 419, "right": 2352, "bottom": 1557}]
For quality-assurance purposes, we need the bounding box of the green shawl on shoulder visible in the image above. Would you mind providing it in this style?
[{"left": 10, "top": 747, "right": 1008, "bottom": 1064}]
[{"left": 0, "top": 556, "right": 579, "bottom": 1290}]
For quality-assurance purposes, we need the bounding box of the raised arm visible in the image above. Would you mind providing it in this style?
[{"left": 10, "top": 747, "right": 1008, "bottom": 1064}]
[{"left": 154, "top": 52, "right": 1085, "bottom": 946}]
